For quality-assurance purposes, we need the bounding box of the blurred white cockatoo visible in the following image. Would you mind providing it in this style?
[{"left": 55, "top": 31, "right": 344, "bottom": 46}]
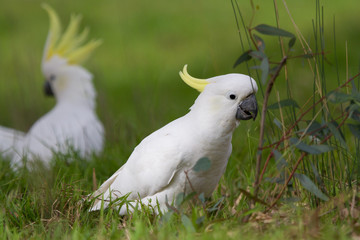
[
  {"left": 90, "top": 65, "right": 258, "bottom": 214},
  {"left": 0, "top": 4, "right": 104, "bottom": 167}
]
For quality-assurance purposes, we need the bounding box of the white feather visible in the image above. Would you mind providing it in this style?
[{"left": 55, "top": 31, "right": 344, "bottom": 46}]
[
  {"left": 0, "top": 126, "right": 25, "bottom": 158},
  {"left": 90, "top": 73, "right": 258, "bottom": 214},
  {"left": 1, "top": 56, "right": 104, "bottom": 167},
  {"left": 1, "top": 6, "right": 104, "bottom": 167}
]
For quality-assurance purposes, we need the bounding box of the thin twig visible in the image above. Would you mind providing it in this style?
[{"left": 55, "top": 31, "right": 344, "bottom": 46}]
[
  {"left": 238, "top": 188, "right": 270, "bottom": 207},
  {"left": 184, "top": 170, "right": 207, "bottom": 212},
  {"left": 260, "top": 105, "right": 347, "bottom": 151},
  {"left": 256, "top": 72, "right": 360, "bottom": 191},
  {"left": 92, "top": 168, "right": 97, "bottom": 191},
  {"left": 266, "top": 111, "right": 351, "bottom": 211},
  {"left": 248, "top": 29, "right": 259, "bottom": 51},
  {"left": 253, "top": 56, "right": 288, "bottom": 197}
]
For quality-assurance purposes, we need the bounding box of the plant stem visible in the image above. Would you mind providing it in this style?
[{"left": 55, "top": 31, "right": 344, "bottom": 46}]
[
  {"left": 256, "top": 72, "right": 360, "bottom": 192},
  {"left": 253, "top": 56, "right": 287, "bottom": 197},
  {"left": 266, "top": 111, "right": 351, "bottom": 211}
]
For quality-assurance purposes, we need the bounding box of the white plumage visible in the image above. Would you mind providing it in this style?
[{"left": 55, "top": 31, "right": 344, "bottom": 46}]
[
  {"left": 90, "top": 65, "right": 258, "bottom": 214},
  {"left": 0, "top": 5, "right": 104, "bottom": 167}
]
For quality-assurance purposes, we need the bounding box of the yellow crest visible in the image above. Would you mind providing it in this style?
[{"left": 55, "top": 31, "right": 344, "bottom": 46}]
[
  {"left": 42, "top": 3, "right": 102, "bottom": 65},
  {"left": 179, "top": 65, "right": 209, "bottom": 92}
]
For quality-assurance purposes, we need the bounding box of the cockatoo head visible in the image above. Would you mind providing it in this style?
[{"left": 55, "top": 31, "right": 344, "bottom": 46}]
[
  {"left": 41, "top": 4, "right": 101, "bottom": 106},
  {"left": 180, "top": 65, "right": 258, "bottom": 132}
]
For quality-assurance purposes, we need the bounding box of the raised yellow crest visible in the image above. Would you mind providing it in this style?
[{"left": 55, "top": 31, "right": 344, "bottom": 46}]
[
  {"left": 179, "top": 65, "right": 210, "bottom": 92},
  {"left": 42, "top": 3, "right": 102, "bottom": 65}
]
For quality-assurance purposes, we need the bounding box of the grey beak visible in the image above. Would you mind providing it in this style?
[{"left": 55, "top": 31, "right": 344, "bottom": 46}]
[
  {"left": 44, "top": 81, "right": 54, "bottom": 97},
  {"left": 236, "top": 94, "right": 258, "bottom": 120}
]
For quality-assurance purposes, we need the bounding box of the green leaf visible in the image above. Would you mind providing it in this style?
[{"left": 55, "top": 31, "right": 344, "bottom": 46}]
[
  {"left": 303, "top": 121, "right": 322, "bottom": 136},
  {"left": 198, "top": 193, "right": 205, "bottom": 203},
  {"left": 272, "top": 149, "right": 287, "bottom": 170},
  {"left": 352, "top": 92, "right": 360, "bottom": 102},
  {"left": 265, "top": 177, "right": 285, "bottom": 184},
  {"left": 347, "top": 103, "right": 360, "bottom": 117},
  {"left": 351, "top": 80, "right": 359, "bottom": 95},
  {"left": 327, "top": 122, "right": 347, "bottom": 148},
  {"left": 289, "top": 138, "right": 332, "bottom": 154},
  {"left": 233, "top": 50, "right": 252, "bottom": 68},
  {"left": 249, "top": 50, "right": 266, "bottom": 60},
  {"left": 253, "top": 34, "right": 265, "bottom": 51},
  {"left": 309, "top": 144, "right": 333, "bottom": 153},
  {"left": 268, "top": 99, "right": 300, "bottom": 109},
  {"left": 288, "top": 37, "right": 296, "bottom": 48},
  {"left": 289, "top": 139, "right": 331, "bottom": 154},
  {"left": 192, "top": 157, "right": 211, "bottom": 172},
  {"left": 349, "top": 109, "right": 360, "bottom": 121},
  {"left": 328, "top": 91, "right": 360, "bottom": 104},
  {"left": 160, "top": 211, "right": 173, "bottom": 224},
  {"left": 182, "top": 192, "right": 197, "bottom": 203},
  {"left": 328, "top": 91, "right": 352, "bottom": 104},
  {"left": 254, "top": 24, "right": 294, "bottom": 38},
  {"left": 351, "top": 80, "right": 359, "bottom": 94},
  {"left": 273, "top": 118, "right": 283, "bottom": 130},
  {"left": 294, "top": 173, "right": 329, "bottom": 201},
  {"left": 181, "top": 215, "right": 196, "bottom": 232},
  {"left": 196, "top": 216, "right": 205, "bottom": 225},
  {"left": 207, "top": 197, "right": 224, "bottom": 212},
  {"left": 260, "top": 57, "right": 269, "bottom": 84},
  {"left": 175, "top": 192, "right": 185, "bottom": 206},
  {"left": 310, "top": 162, "right": 323, "bottom": 185},
  {"left": 348, "top": 124, "right": 360, "bottom": 139},
  {"left": 269, "top": 65, "right": 280, "bottom": 75}
]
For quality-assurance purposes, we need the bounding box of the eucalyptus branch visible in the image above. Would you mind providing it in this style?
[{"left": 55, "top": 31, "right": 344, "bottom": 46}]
[
  {"left": 248, "top": 29, "right": 259, "bottom": 51},
  {"left": 266, "top": 111, "right": 351, "bottom": 211},
  {"left": 255, "top": 72, "right": 360, "bottom": 191},
  {"left": 253, "top": 56, "right": 288, "bottom": 197},
  {"left": 259, "top": 109, "right": 348, "bottom": 151}
]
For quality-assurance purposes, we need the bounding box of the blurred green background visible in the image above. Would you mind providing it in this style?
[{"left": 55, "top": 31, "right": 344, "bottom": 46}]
[{"left": 1, "top": 0, "right": 359, "bottom": 146}]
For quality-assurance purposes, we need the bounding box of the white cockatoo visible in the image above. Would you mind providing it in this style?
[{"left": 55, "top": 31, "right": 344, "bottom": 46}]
[
  {"left": 90, "top": 65, "right": 258, "bottom": 214},
  {"left": 0, "top": 4, "right": 104, "bottom": 168}
]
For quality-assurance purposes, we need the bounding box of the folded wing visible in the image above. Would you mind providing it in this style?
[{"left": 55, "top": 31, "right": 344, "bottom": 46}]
[{"left": 0, "top": 126, "right": 25, "bottom": 158}]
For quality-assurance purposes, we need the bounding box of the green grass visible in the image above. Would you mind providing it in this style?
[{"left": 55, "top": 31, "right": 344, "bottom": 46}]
[{"left": 1, "top": 0, "right": 360, "bottom": 239}]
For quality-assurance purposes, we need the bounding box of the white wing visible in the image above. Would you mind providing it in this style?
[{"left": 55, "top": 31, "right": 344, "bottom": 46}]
[
  {"left": 0, "top": 126, "right": 25, "bottom": 158},
  {"left": 12, "top": 105, "right": 104, "bottom": 166},
  {"left": 91, "top": 118, "right": 187, "bottom": 211}
]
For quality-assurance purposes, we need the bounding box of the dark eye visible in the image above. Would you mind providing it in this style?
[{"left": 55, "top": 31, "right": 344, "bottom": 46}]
[
  {"left": 227, "top": 91, "right": 238, "bottom": 100},
  {"left": 49, "top": 74, "right": 56, "bottom": 81}
]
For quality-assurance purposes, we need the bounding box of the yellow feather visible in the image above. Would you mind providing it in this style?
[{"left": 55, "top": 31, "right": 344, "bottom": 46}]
[
  {"left": 42, "top": 3, "right": 62, "bottom": 59},
  {"left": 68, "top": 27, "right": 89, "bottom": 52},
  {"left": 42, "top": 4, "right": 101, "bottom": 65},
  {"left": 55, "top": 14, "right": 82, "bottom": 54},
  {"left": 67, "top": 39, "right": 102, "bottom": 65},
  {"left": 179, "top": 65, "right": 209, "bottom": 92}
]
